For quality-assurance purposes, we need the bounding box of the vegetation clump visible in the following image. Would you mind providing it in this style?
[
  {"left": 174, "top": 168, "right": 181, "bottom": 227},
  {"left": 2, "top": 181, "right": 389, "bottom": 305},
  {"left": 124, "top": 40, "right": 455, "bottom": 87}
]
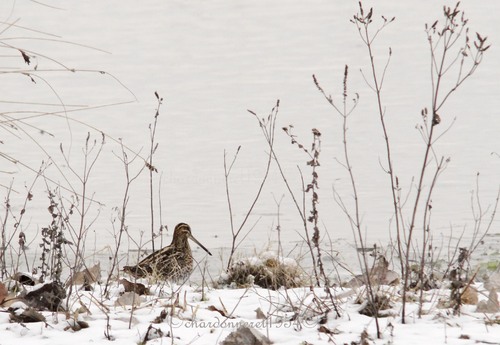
[{"left": 221, "top": 251, "right": 305, "bottom": 290}]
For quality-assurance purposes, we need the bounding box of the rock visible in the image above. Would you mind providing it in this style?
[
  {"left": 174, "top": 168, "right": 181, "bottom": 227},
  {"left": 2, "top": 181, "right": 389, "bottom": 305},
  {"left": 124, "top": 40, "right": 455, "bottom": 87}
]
[
  {"left": 221, "top": 325, "right": 272, "bottom": 345},
  {"left": 0, "top": 282, "right": 7, "bottom": 304},
  {"left": 25, "top": 281, "right": 66, "bottom": 311},
  {"left": 9, "top": 307, "right": 46, "bottom": 323},
  {"left": 119, "top": 278, "right": 150, "bottom": 295},
  {"left": 64, "top": 319, "right": 90, "bottom": 332},
  {"left": 114, "top": 292, "right": 144, "bottom": 307},
  {"left": 358, "top": 293, "right": 393, "bottom": 317},
  {"left": 346, "top": 276, "right": 365, "bottom": 288},
  {"left": 66, "top": 262, "right": 101, "bottom": 286},
  {"left": 142, "top": 324, "right": 164, "bottom": 343},
  {"left": 476, "top": 288, "right": 499, "bottom": 313},
  {"left": 383, "top": 270, "right": 400, "bottom": 286},
  {"left": 12, "top": 272, "right": 37, "bottom": 286},
  {"left": 484, "top": 271, "right": 500, "bottom": 291},
  {"left": 461, "top": 286, "right": 478, "bottom": 305},
  {"left": 255, "top": 307, "right": 267, "bottom": 320},
  {"left": 346, "top": 256, "right": 399, "bottom": 287}
]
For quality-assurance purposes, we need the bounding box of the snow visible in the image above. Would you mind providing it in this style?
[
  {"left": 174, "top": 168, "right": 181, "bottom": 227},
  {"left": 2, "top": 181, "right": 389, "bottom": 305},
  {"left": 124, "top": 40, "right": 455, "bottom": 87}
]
[
  {"left": 1, "top": 281, "right": 499, "bottom": 345},
  {"left": 243, "top": 251, "right": 298, "bottom": 268}
]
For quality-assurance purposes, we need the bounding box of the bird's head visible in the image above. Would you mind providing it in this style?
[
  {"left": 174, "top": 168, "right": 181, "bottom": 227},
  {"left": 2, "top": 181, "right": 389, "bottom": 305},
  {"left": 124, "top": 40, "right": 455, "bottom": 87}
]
[{"left": 173, "top": 223, "right": 212, "bottom": 256}]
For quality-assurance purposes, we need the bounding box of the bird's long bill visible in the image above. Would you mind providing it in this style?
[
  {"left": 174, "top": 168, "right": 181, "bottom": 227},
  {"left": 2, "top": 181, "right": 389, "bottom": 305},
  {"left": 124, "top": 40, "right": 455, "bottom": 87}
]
[{"left": 189, "top": 234, "right": 212, "bottom": 256}]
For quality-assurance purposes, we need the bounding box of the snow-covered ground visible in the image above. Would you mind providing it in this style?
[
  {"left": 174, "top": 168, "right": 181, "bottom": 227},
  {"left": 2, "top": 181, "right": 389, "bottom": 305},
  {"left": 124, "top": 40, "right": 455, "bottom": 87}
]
[{"left": 1, "top": 274, "right": 500, "bottom": 345}]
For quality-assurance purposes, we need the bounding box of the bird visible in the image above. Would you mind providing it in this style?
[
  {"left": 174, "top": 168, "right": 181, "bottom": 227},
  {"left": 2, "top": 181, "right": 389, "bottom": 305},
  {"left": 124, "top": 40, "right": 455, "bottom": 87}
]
[{"left": 123, "top": 223, "right": 212, "bottom": 281}]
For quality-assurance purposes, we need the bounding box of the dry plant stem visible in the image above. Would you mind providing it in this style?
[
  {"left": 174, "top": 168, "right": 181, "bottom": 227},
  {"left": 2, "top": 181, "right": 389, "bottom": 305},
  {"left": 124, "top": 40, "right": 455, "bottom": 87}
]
[
  {"left": 314, "top": 66, "right": 378, "bottom": 332},
  {"left": 282, "top": 125, "right": 339, "bottom": 314},
  {"left": 68, "top": 133, "right": 104, "bottom": 267},
  {"left": 404, "top": 3, "right": 489, "bottom": 321},
  {"left": 1, "top": 70, "right": 133, "bottom": 208},
  {"left": 1, "top": 101, "right": 134, "bottom": 163},
  {"left": 353, "top": 2, "right": 489, "bottom": 324},
  {"left": 352, "top": 4, "right": 404, "bottom": 284},
  {"left": 1, "top": 101, "right": 154, "bottom": 212},
  {"left": 307, "top": 131, "right": 322, "bottom": 268},
  {"left": 296, "top": 166, "right": 320, "bottom": 286},
  {"left": 3, "top": 108, "right": 82, "bottom": 202},
  {"left": 309, "top": 133, "right": 341, "bottom": 317},
  {"left": 1, "top": 21, "right": 136, "bottom": 205},
  {"left": 2, "top": 164, "right": 45, "bottom": 273},
  {"left": 252, "top": 101, "right": 320, "bottom": 285},
  {"left": 272, "top": 194, "right": 285, "bottom": 259},
  {"left": 63, "top": 133, "right": 105, "bottom": 304},
  {"left": 148, "top": 92, "right": 163, "bottom": 252},
  {"left": 158, "top": 173, "right": 166, "bottom": 248},
  {"left": 296, "top": 127, "right": 339, "bottom": 314},
  {"left": 468, "top": 176, "right": 500, "bottom": 255},
  {"left": 12, "top": 168, "right": 46, "bottom": 274},
  {"left": 418, "top": 157, "right": 446, "bottom": 316},
  {"left": 104, "top": 141, "right": 146, "bottom": 295},
  {"left": 0, "top": 183, "right": 13, "bottom": 278},
  {"left": 39, "top": 183, "right": 68, "bottom": 284},
  {"left": 225, "top": 102, "right": 277, "bottom": 270},
  {"left": 224, "top": 147, "right": 239, "bottom": 269}
]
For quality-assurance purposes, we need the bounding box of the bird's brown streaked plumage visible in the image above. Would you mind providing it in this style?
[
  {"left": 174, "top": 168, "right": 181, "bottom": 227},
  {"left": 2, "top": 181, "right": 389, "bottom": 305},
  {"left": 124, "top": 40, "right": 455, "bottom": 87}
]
[{"left": 123, "top": 223, "right": 212, "bottom": 280}]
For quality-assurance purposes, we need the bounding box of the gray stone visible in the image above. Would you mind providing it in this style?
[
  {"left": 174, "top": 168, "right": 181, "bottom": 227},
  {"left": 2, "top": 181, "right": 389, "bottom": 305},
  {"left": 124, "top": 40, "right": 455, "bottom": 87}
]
[
  {"left": 66, "top": 262, "right": 101, "bottom": 286},
  {"left": 221, "top": 325, "right": 272, "bottom": 345},
  {"left": 484, "top": 271, "right": 500, "bottom": 291},
  {"left": 25, "top": 281, "right": 66, "bottom": 311},
  {"left": 114, "top": 292, "right": 144, "bottom": 307},
  {"left": 346, "top": 256, "right": 399, "bottom": 287},
  {"left": 476, "top": 288, "right": 499, "bottom": 313}
]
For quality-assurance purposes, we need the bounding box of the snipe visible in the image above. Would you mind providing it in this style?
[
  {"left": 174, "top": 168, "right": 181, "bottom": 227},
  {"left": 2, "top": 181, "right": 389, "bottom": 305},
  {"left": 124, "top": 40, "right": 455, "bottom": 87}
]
[{"left": 123, "top": 223, "right": 212, "bottom": 280}]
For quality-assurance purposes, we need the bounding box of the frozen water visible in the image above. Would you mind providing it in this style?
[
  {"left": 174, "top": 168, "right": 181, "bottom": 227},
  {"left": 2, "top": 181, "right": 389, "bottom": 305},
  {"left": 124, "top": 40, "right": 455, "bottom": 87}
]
[{"left": 1, "top": 0, "right": 499, "bottom": 275}]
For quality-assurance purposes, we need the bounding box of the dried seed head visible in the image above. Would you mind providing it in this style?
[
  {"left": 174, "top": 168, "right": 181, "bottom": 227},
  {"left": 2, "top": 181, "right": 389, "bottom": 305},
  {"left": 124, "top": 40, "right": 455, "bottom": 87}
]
[{"left": 432, "top": 113, "right": 441, "bottom": 126}]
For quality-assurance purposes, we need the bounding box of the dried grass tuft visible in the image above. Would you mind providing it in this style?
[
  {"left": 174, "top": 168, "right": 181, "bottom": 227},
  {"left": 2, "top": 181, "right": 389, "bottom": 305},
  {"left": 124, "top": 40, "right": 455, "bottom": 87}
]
[{"left": 220, "top": 251, "right": 305, "bottom": 290}]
